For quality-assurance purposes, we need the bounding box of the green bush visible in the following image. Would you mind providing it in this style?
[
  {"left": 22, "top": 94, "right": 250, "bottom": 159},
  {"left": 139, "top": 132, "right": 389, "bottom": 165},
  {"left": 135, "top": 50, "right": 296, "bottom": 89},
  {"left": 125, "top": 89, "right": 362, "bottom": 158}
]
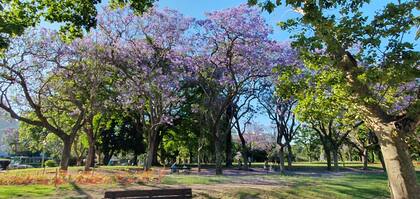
[{"left": 44, "top": 160, "right": 57, "bottom": 167}]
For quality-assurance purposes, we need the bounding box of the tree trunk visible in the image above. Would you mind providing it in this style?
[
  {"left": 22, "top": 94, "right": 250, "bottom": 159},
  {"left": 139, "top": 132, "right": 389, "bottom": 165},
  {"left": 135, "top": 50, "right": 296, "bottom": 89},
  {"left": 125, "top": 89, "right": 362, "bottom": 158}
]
[
  {"left": 152, "top": 132, "right": 161, "bottom": 166},
  {"left": 214, "top": 127, "right": 223, "bottom": 175},
  {"left": 225, "top": 130, "right": 233, "bottom": 168},
  {"left": 60, "top": 137, "right": 73, "bottom": 170},
  {"left": 197, "top": 149, "right": 201, "bottom": 172},
  {"left": 145, "top": 130, "right": 158, "bottom": 170},
  {"left": 371, "top": 150, "right": 375, "bottom": 163},
  {"left": 332, "top": 149, "right": 339, "bottom": 171},
  {"left": 85, "top": 144, "right": 95, "bottom": 171},
  {"left": 278, "top": 147, "right": 285, "bottom": 174},
  {"left": 84, "top": 128, "right": 95, "bottom": 171},
  {"left": 242, "top": 149, "right": 249, "bottom": 170},
  {"left": 374, "top": 126, "right": 420, "bottom": 199},
  {"left": 238, "top": 131, "right": 248, "bottom": 170},
  {"left": 287, "top": 144, "right": 293, "bottom": 169},
  {"left": 325, "top": 148, "right": 332, "bottom": 171},
  {"left": 362, "top": 148, "right": 368, "bottom": 170}
]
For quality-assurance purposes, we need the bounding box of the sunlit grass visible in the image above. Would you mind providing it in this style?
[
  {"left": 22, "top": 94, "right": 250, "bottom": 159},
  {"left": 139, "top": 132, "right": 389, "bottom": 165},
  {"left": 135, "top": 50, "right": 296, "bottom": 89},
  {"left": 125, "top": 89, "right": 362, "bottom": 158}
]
[{"left": 0, "top": 184, "right": 71, "bottom": 199}]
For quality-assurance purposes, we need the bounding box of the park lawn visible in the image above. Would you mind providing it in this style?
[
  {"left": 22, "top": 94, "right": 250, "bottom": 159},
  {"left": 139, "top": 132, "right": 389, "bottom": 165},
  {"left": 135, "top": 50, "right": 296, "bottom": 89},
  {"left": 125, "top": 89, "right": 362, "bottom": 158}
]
[
  {"left": 161, "top": 174, "right": 389, "bottom": 198},
  {"left": 0, "top": 184, "right": 72, "bottom": 199},
  {"left": 162, "top": 172, "right": 420, "bottom": 199}
]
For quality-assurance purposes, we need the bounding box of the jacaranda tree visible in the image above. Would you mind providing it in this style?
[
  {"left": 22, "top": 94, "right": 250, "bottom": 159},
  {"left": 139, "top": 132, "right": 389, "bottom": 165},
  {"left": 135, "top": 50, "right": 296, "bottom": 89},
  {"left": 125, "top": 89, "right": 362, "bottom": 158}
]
[
  {"left": 94, "top": 7, "right": 195, "bottom": 170},
  {"left": 193, "top": 5, "right": 295, "bottom": 174}
]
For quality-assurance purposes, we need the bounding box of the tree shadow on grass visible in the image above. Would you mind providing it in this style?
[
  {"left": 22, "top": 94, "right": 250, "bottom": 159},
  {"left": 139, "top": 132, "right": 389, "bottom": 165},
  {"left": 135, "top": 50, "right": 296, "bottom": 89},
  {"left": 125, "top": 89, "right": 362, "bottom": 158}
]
[
  {"left": 194, "top": 192, "right": 219, "bottom": 199},
  {"left": 321, "top": 182, "right": 388, "bottom": 199},
  {"left": 298, "top": 173, "right": 389, "bottom": 199},
  {"left": 68, "top": 182, "right": 93, "bottom": 199},
  {"left": 236, "top": 191, "right": 262, "bottom": 199}
]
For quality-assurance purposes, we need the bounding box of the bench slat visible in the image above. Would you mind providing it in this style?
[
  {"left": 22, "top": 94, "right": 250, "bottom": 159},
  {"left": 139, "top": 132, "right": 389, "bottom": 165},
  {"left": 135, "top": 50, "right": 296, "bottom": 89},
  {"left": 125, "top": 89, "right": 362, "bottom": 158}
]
[{"left": 104, "top": 188, "right": 192, "bottom": 199}]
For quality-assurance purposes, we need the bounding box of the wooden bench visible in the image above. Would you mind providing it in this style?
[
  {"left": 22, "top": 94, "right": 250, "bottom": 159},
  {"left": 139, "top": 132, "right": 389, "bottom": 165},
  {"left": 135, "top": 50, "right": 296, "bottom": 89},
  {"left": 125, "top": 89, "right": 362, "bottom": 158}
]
[{"left": 104, "top": 188, "right": 192, "bottom": 199}]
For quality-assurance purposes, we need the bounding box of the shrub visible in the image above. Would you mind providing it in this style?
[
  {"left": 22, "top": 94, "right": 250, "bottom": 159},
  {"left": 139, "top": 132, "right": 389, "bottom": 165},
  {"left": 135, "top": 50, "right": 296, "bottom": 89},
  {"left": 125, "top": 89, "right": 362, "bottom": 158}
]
[{"left": 44, "top": 160, "right": 57, "bottom": 167}]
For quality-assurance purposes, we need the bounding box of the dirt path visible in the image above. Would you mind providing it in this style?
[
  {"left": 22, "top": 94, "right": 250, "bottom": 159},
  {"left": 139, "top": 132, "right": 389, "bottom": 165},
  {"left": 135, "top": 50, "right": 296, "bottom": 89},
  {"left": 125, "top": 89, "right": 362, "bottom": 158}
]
[
  {"left": 54, "top": 183, "right": 290, "bottom": 199},
  {"left": 181, "top": 167, "right": 385, "bottom": 178}
]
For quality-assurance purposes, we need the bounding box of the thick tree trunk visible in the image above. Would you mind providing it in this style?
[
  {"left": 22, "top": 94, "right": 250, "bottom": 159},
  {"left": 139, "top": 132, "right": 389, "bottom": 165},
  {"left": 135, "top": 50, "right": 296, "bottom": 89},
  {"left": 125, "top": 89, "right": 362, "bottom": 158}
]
[
  {"left": 211, "top": 126, "right": 223, "bottom": 175},
  {"left": 145, "top": 130, "right": 158, "bottom": 170},
  {"left": 60, "top": 138, "right": 73, "bottom": 170},
  {"left": 84, "top": 128, "right": 95, "bottom": 171},
  {"left": 214, "top": 140, "right": 223, "bottom": 175},
  {"left": 152, "top": 132, "right": 161, "bottom": 166},
  {"left": 325, "top": 148, "right": 332, "bottom": 171},
  {"left": 85, "top": 145, "right": 95, "bottom": 171},
  {"left": 242, "top": 149, "right": 249, "bottom": 170},
  {"left": 374, "top": 125, "right": 419, "bottom": 199},
  {"left": 332, "top": 149, "right": 339, "bottom": 171},
  {"left": 371, "top": 150, "right": 375, "bottom": 163},
  {"left": 197, "top": 149, "right": 201, "bottom": 172},
  {"left": 238, "top": 131, "right": 249, "bottom": 170},
  {"left": 287, "top": 144, "right": 293, "bottom": 169},
  {"left": 362, "top": 148, "right": 368, "bottom": 170},
  {"left": 278, "top": 147, "right": 285, "bottom": 174},
  {"left": 225, "top": 130, "right": 233, "bottom": 168}
]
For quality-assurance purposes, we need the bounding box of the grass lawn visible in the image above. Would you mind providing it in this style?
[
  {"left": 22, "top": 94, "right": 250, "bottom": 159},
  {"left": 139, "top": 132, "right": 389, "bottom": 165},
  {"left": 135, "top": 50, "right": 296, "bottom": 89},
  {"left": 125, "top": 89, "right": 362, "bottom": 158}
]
[
  {"left": 162, "top": 171, "right": 420, "bottom": 199},
  {"left": 0, "top": 184, "right": 71, "bottom": 199},
  {"left": 0, "top": 162, "right": 419, "bottom": 199}
]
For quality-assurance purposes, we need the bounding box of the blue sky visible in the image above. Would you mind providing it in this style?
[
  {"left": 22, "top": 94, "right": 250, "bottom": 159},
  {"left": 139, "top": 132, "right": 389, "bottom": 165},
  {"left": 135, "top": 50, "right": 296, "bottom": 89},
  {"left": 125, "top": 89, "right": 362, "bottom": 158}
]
[{"left": 157, "top": 0, "right": 300, "bottom": 42}]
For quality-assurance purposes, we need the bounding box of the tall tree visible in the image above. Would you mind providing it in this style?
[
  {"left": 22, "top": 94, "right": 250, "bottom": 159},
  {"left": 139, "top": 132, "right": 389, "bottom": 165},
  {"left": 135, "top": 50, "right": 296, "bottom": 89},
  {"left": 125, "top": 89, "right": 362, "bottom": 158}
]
[
  {"left": 57, "top": 35, "right": 117, "bottom": 171},
  {"left": 96, "top": 7, "right": 194, "bottom": 170},
  {"left": 259, "top": 92, "right": 299, "bottom": 173},
  {"left": 194, "top": 4, "right": 288, "bottom": 175},
  {"left": 0, "top": 30, "right": 86, "bottom": 170},
  {"left": 250, "top": 1, "right": 419, "bottom": 197},
  {"left": 231, "top": 90, "right": 257, "bottom": 170}
]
